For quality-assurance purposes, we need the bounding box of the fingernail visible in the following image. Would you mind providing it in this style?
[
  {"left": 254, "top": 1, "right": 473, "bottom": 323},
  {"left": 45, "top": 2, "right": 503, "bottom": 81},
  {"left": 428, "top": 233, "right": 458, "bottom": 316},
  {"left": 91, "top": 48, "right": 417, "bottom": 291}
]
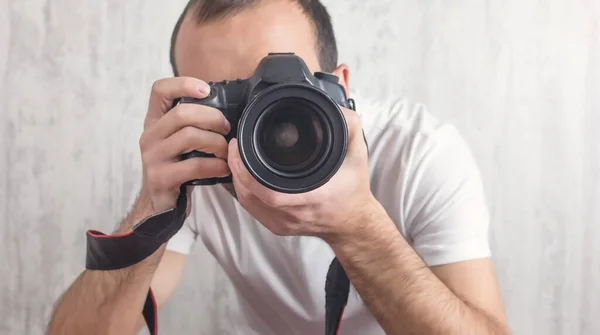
[
  {"left": 224, "top": 118, "right": 231, "bottom": 133},
  {"left": 197, "top": 82, "right": 211, "bottom": 95}
]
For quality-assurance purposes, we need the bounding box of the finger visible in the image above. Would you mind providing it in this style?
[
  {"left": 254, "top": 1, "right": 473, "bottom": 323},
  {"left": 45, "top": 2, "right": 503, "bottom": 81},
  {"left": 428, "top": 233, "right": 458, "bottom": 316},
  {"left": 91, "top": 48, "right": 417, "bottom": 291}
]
[
  {"left": 228, "top": 139, "right": 297, "bottom": 207},
  {"left": 145, "top": 103, "right": 231, "bottom": 142},
  {"left": 185, "top": 185, "right": 194, "bottom": 216},
  {"left": 230, "top": 163, "right": 257, "bottom": 205},
  {"left": 146, "top": 158, "right": 231, "bottom": 192},
  {"left": 227, "top": 140, "right": 259, "bottom": 202},
  {"left": 341, "top": 107, "right": 362, "bottom": 139},
  {"left": 147, "top": 77, "right": 211, "bottom": 120},
  {"left": 341, "top": 108, "right": 368, "bottom": 158},
  {"left": 145, "top": 126, "right": 229, "bottom": 163},
  {"left": 227, "top": 139, "right": 255, "bottom": 189}
]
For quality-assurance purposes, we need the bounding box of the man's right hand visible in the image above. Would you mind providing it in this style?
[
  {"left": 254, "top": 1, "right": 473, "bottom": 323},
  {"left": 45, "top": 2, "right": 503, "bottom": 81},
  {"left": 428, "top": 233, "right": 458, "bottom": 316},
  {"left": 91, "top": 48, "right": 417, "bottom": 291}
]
[
  {"left": 48, "top": 78, "right": 229, "bottom": 335},
  {"left": 136, "top": 77, "right": 232, "bottom": 215}
]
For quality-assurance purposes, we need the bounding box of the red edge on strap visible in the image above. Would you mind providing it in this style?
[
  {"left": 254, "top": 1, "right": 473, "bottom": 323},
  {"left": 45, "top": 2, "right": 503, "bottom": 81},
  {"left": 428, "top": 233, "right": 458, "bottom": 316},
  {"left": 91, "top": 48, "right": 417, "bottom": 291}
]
[
  {"left": 149, "top": 288, "right": 158, "bottom": 335},
  {"left": 335, "top": 306, "right": 345, "bottom": 335},
  {"left": 87, "top": 230, "right": 134, "bottom": 238}
]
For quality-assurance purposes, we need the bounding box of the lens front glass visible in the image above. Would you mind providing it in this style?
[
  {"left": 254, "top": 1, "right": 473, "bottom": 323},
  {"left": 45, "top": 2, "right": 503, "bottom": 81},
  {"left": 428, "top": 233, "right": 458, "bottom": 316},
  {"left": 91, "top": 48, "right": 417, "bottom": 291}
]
[{"left": 257, "top": 99, "right": 327, "bottom": 174}]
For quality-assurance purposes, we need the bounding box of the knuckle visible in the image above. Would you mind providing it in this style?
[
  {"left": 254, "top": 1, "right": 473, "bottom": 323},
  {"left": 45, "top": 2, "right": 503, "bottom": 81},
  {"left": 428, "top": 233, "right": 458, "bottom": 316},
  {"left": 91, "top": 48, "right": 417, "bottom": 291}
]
[
  {"left": 139, "top": 131, "right": 156, "bottom": 154},
  {"left": 181, "top": 126, "right": 199, "bottom": 143},
  {"left": 193, "top": 157, "right": 229, "bottom": 178},
  {"left": 211, "top": 108, "right": 226, "bottom": 122},
  {"left": 262, "top": 192, "right": 284, "bottom": 207},
  {"left": 214, "top": 159, "right": 231, "bottom": 177},
  {"left": 270, "top": 225, "right": 289, "bottom": 236},
  {"left": 176, "top": 103, "right": 227, "bottom": 134},
  {"left": 270, "top": 227, "right": 284, "bottom": 236},
  {"left": 216, "top": 138, "right": 229, "bottom": 158},
  {"left": 236, "top": 187, "right": 252, "bottom": 203},
  {"left": 205, "top": 109, "right": 227, "bottom": 132},
  {"left": 188, "top": 157, "right": 205, "bottom": 170},
  {"left": 180, "top": 77, "right": 199, "bottom": 94},
  {"left": 150, "top": 79, "right": 165, "bottom": 96},
  {"left": 138, "top": 133, "right": 148, "bottom": 151},
  {"left": 173, "top": 104, "right": 190, "bottom": 122},
  {"left": 234, "top": 185, "right": 249, "bottom": 199}
]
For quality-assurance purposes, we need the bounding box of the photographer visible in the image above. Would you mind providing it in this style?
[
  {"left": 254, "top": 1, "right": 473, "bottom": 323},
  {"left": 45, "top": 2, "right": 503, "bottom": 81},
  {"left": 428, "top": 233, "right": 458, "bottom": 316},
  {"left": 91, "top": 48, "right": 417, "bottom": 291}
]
[{"left": 48, "top": 1, "right": 511, "bottom": 334}]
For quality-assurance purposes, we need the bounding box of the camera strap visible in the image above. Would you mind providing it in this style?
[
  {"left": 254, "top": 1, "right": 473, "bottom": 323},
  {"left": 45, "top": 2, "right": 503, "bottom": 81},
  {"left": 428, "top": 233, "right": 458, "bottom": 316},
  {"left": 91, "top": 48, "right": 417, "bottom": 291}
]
[
  {"left": 325, "top": 257, "right": 350, "bottom": 334},
  {"left": 85, "top": 185, "right": 189, "bottom": 335},
  {"left": 323, "top": 97, "right": 359, "bottom": 335},
  {"left": 85, "top": 189, "right": 351, "bottom": 335}
]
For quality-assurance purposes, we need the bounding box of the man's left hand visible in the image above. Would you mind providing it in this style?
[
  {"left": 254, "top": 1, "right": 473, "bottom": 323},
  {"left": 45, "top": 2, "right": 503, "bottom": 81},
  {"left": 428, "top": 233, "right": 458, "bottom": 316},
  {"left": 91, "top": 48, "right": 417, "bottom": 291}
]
[{"left": 227, "top": 107, "right": 381, "bottom": 243}]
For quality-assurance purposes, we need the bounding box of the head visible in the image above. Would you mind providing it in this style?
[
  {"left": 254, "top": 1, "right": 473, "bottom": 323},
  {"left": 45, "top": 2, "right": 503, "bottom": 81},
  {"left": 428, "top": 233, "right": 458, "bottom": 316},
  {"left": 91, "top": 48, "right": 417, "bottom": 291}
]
[{"left": 170, "top": 0, "right": 350, "bottom": 95}]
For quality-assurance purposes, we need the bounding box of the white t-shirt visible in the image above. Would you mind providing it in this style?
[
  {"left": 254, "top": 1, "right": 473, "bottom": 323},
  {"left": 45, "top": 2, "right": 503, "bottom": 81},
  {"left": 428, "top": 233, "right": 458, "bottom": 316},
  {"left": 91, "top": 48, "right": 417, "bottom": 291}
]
[{"left": 163, "top": 94, "right": 491, "bottom": 335}]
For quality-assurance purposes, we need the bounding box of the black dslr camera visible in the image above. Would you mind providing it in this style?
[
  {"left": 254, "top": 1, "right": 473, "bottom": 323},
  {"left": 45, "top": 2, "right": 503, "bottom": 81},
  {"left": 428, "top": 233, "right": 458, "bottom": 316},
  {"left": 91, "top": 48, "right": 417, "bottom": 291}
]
[{"left": 176, "top": 52, "right": 354, "bottom": 193}]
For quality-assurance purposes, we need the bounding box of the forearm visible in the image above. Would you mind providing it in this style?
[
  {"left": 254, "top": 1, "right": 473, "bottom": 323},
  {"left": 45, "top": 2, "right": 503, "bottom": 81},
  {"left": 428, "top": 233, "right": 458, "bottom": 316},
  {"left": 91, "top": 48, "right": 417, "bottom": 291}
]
[
  {"left": 47, "top": 192, "right": 165, "bottom": 335},
  {"left": 327, "top": 201, "right": 509, "bottom": 335},
  {"left": 47, "top": 251, "right": 163, "bottom": 335}
]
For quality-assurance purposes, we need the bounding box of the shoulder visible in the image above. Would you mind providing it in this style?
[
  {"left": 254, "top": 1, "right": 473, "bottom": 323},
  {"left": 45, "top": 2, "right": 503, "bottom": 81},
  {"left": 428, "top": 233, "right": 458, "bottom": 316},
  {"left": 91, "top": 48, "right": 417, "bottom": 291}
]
[
  {"left": 354, "top": 93, "right": 487, "bottom": 245},
  {"left": 354, "top": 92, "right": 475, "bottom": 191},
  {"left": 354, "top": 92, "right": 463, "bottom": 159}
]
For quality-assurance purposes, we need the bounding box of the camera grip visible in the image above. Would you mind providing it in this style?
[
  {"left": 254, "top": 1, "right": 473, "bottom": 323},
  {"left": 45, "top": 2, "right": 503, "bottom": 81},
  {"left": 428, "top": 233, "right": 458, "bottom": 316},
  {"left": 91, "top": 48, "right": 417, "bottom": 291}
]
[{"left": 181, "top": 151, "right": 233, "bottom": 186}]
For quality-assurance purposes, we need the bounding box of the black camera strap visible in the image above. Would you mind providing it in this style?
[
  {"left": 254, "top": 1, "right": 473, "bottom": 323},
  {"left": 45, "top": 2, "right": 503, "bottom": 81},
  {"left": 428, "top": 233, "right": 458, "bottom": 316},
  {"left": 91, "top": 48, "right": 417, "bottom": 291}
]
[
  {"left": 84, "top": 187, "right": 349, "bottom": 335},
  {"left": 325, "top": 257, "right": 350, "bottom": 334},
  {"left": 85, "top": 186, "right": 189, "bottom": 335}
]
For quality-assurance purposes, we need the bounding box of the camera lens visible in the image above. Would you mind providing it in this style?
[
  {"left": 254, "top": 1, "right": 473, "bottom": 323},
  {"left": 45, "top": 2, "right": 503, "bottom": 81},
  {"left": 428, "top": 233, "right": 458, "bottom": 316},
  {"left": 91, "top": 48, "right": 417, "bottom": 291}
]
[
  {"left": 257, "top": 99, "right": 326, "bottom": 174},
  {"left": 238, "top": 84, "right": 348, "bottom": 194}
]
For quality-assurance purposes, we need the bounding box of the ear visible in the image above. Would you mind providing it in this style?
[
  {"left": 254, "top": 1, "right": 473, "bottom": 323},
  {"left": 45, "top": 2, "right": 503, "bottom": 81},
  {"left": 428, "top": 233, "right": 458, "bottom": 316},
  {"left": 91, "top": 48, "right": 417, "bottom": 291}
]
[{"left": 331, "top": 63, "right": 350, "bottom": 97}]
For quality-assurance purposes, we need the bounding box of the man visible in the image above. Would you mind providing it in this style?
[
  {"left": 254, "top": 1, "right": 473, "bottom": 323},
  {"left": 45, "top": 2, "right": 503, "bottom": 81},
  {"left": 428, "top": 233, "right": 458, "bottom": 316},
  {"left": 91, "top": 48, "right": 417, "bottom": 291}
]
[{"left": 48, "top": 0, "right": 511, "bottom": 334}]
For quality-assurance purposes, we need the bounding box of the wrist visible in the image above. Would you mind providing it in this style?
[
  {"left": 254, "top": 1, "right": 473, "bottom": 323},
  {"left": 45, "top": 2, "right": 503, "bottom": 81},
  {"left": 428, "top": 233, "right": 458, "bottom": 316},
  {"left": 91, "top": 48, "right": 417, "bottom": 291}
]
[
  {"left": 116, "top": 189, "right": 156, "bottom": 233},
  {"left": 322, "top": 195, "right": 391, "bottom": 247}
]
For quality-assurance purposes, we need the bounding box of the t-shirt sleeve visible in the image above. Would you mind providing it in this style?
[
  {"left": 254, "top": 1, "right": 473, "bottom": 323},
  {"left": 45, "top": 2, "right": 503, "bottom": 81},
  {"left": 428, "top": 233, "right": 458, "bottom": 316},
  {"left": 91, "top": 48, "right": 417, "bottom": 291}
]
[
  {"left": 404, "top": 125, "right": 491, "bottom": 267},
  {"left": 165, "top": 214, "right": 198, "bottom": 255}
]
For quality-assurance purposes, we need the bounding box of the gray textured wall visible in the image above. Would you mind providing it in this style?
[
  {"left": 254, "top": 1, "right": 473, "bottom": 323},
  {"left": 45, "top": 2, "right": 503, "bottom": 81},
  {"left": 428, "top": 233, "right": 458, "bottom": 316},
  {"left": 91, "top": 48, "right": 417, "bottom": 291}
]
[{"left": 1, "top": 1, "right": 599, "bottom": 334}]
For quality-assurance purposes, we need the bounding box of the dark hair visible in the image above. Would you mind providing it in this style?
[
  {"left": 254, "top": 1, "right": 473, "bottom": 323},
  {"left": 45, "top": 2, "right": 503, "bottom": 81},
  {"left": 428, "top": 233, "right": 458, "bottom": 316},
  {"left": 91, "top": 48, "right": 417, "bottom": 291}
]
[{"left": 169, "top": 0, "right": 338, "bottom": 76}]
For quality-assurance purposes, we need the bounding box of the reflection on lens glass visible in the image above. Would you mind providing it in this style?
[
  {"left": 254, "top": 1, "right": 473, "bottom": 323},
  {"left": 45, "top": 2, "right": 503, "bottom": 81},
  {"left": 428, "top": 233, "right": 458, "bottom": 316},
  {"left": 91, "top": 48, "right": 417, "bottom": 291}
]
[
  {"left": 272, "top": 121, "right": 299, "bottom": 149},
  {"left": 259, "top": 100, "right": 325, "bottom": 171}
]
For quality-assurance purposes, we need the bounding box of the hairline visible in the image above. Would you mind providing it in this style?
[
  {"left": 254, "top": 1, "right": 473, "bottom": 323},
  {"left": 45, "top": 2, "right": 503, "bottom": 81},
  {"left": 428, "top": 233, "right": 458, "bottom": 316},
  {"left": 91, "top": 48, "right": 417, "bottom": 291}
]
[{"left": 170, "top": 1, "right": 334, "bottom": 76}]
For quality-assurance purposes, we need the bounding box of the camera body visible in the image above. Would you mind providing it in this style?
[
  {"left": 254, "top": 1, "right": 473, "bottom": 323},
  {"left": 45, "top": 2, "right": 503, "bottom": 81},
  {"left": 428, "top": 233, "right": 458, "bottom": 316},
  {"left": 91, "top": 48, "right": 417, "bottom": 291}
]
[{"left": 176, "top": 52, "right": 353, "bottom": 194}]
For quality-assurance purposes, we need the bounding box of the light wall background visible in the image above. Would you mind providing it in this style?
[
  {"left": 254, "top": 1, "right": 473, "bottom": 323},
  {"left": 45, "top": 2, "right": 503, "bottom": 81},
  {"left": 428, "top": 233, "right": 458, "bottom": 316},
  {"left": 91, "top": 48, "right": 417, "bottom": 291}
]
[{"left": 1, "top": 0, "right": 599, "bottom": 334}]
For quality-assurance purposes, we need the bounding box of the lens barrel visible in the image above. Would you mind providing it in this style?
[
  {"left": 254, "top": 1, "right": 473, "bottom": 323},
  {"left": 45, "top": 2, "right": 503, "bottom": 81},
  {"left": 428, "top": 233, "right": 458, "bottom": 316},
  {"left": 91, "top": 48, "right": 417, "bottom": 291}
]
[{"left": 237, "top": 83, "right": 348, "bottom": 193}]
